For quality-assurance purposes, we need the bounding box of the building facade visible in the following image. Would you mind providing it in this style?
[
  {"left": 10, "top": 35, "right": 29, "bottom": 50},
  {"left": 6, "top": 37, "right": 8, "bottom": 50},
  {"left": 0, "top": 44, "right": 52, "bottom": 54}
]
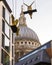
[
  {"left": 0, "top": 0, "right": 14, "bottom": 65},
  {"left": 14, "top": 6, "right": 41, "bottom": 62},
  {"left": 15, "top": 40, "right": 52, "bottom": 65}
]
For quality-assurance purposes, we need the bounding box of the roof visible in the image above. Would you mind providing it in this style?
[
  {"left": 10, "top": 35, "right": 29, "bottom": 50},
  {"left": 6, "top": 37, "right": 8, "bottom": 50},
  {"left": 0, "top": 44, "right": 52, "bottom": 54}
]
[{"left": 19, "top": 40, "right": 51, "bottom": 61}]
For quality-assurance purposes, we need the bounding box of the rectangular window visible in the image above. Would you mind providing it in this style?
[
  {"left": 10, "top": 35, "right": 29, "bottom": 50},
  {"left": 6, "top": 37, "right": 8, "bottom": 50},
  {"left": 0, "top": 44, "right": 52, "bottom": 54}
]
[
  {"left": 1, "top": 49, "right": 10, "bottom": 65},
  {"left": 12, "top": 33, "right": 13, "bottom": 43},
  {"left": 2, "top": 6, "right": 5, "bottom": 19},
  {"left": 5, "top": 35, "right": 10, "bottom": 52},
  {"left": 2, "top": 6, "right": 10, "bottom": 24},
  {"left": 12, "top": 46, "right": 13, "bottom": 57},
  {"left": 5, "top": 35, "right": 9, "bottom": 46},
  {"left": 2, "top": 20, "right": 5, "bottom": 33},
  {"left": 1, "top": 49, "right": 4, "bottom": 64},
  {"left": 5, "top": 46, "right": 10, "bottom": 53},
  {"left": 5, "top": 22, "right": 9, "bottom": 37},
  {"left": 2, "top": 34, "right": 5, "bottom": 47},
  {"left": 2, "top": 20, "right": 10, "bottom": 38},
  {"left": 5, "top": 9, "right": 10, "bottom": 24},
  {"left": 2, "top": 34, "right": 10, "bottom": 52}
]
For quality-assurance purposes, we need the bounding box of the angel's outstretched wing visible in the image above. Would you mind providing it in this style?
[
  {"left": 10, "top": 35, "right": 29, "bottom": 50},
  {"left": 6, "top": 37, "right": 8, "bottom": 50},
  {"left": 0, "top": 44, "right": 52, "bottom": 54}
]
[
  {"left": 23, "top": 9, "right": 37, "bottom": 14},
  {"left": 30, "top": 1, "right": 35, "bottom": 6},
  {"left": 23, "top": 3, "right": 28, "bottom": 7}
]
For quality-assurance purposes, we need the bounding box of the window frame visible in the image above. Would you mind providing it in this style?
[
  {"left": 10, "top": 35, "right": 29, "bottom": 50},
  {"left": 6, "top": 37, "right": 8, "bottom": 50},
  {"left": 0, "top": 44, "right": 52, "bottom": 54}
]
[{"left": 2, "top": 6, "right": 5, "bottom": 19}]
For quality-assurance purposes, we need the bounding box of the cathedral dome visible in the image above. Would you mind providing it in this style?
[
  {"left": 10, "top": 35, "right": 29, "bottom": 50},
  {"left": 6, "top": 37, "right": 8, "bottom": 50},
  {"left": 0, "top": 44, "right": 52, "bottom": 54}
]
[
  {"left": 15, "top": 25, "right": 39, "bottom": 42},
  {"left": 14, "top": 6, "right": 41, "bottom": 62},
  {"left": 15, "top": 6, "right": 39, "bottom": 42}
]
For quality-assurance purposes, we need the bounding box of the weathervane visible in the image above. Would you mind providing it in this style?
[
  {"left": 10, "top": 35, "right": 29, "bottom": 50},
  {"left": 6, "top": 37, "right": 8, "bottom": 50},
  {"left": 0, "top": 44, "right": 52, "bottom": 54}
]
[{"left": 23, "top": 0, "right": 37, "bottom": 19}]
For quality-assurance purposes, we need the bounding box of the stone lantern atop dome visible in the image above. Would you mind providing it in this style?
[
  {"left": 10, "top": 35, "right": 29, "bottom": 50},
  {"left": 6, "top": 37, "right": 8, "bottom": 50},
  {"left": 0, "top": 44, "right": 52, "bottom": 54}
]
[{"left": 19, "top": 5, "right": 26, "bottom": 26}]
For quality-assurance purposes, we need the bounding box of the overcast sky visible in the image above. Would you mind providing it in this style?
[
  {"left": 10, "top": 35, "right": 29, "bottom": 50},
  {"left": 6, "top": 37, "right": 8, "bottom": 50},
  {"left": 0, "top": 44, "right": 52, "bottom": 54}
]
[{"left": 6, "top": 0, "right": 52, "bottom": 45}]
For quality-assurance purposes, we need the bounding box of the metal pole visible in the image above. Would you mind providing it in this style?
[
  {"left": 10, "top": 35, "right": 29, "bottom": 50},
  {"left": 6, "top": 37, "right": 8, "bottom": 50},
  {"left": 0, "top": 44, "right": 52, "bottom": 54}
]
[
  {"left": 51, "top": 41, "right": 52, "bottom": 65},
  {"left": 15, "top": 0, "right": 16, "bottom": 19}
]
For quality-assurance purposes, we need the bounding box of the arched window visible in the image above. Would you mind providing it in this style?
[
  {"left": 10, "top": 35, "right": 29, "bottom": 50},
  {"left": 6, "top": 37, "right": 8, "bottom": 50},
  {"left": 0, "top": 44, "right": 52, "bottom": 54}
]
[
  {"left": 17, "top": 42, "right": 19, "bottom": 45},
  {"left": 25, "top": 42, "right": 27, "bottom": 44},
  {"left": 21, "top": 42, "right": 23, "bottom": 44},
  {"left": 32, "top": 42, "right": 34, "bottom": 45},
  {"left": 29, "top": 42, "right": 30, "bottom": 44}
]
